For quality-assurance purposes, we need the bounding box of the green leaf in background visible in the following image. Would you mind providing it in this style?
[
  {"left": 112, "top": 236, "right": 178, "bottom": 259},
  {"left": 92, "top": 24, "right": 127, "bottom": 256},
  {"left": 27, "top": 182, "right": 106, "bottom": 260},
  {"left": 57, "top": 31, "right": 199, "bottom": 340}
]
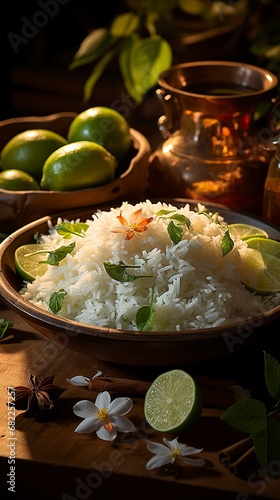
[
  {"left": 44, "top": 243, "right": 75, "bottom": 266},
  {"left": 110, "top": 12, "right": 140, "bottom": 37},
  {"left": 252, "top": 418, "right": 280, "bottom": 470},
  {"left": 264, "top": 351, "right": 280, "bottom": 402},
  {"left": 127, "top": 35, "right": 172, "bottom": 103},
  {"left": 119, "top": 35, "right": 141, "bottom": 102},
  {"left": 167, "top": 220, "right": 183, "bottom": 245},
  {"left": 136, "top": 290, "right": 154, "bottom": 331},
  {"left": 55, "top": 222, "right": 89, "bottom": 239},
  {"left": 221, "top": 399, "right": 267, "bottom": 434},
  {"left": 178, "top": 0, "right": 205, "bottom": 15},
  {"left": 221, "top": 227, "right": 234, "bottom": 257},
  {"left": 104, "top": 261, "right": 154, "bottom": 282},
  {"left": 49, "top": 289, "right": 67, "bottom": 314},
  {"left": 69, "top": 28, "right": 114, "bottom": 70}
]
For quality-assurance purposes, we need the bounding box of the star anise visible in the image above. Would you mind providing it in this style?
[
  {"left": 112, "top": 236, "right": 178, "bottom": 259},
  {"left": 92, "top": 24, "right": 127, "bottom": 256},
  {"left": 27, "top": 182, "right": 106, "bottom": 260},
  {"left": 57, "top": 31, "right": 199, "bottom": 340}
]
[{"left": 9, "top": 373, "right": 66, "bottom": 418}]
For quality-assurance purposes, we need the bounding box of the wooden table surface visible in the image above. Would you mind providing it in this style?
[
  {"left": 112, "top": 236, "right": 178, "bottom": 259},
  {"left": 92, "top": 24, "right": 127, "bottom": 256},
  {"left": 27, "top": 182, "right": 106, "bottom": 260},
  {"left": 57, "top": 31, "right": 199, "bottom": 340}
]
[{"left": 1, "top": 298, "right": 280, "bottom": 500}]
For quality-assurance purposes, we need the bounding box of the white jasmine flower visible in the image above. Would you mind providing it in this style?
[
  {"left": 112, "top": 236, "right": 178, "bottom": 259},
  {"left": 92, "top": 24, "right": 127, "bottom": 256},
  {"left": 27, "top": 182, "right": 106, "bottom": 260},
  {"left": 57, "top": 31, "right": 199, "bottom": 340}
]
[
  {"left": 67, "top": 370, "right": 102, "bottom": 389},
  {"left": 73, "top": 390, "right": 136, "bottom": 441},
  {"left": 146, "top": 437, "right": 205, "bottom": 470}
]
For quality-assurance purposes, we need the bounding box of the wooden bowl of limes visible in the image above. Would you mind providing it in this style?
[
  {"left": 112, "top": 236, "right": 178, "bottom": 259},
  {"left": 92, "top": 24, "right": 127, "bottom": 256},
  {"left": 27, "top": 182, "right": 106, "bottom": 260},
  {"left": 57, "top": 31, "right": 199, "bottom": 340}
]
[{"left": 0, "top": 111, "right": 151, "bottom": 234}]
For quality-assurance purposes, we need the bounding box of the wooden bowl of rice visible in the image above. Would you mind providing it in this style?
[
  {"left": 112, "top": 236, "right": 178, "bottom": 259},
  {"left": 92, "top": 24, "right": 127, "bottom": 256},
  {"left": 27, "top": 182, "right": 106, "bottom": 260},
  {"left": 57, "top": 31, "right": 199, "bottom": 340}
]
[
  {"left": 0, "top": 112, "right": 151, "bottom": 234},
  {"left": 0, "top": 199, "right": 280, "bottom": 367}
]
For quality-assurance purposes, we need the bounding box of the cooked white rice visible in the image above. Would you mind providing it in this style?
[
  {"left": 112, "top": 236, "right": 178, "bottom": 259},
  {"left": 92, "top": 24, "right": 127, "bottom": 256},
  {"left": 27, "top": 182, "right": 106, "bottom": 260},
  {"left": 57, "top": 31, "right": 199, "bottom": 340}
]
[{"left": 20, "top": 200, "right": 279, "bottom": 331}]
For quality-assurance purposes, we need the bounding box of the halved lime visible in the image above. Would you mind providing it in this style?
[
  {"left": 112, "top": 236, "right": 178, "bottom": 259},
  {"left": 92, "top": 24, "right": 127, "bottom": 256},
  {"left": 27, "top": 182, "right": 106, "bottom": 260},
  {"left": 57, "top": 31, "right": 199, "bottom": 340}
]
[
  {"left": 240, "top": 247, "right": 280, "bottom": 295},
  {"left": 14, "top": 244, "right": 50, "bottom": 282},
  {"left": 245, "top": 237, "right": 280, "bottom": 259},
  {"left": 228, "top": 223, "right": 268, "bottom": 241},
  {"left": 144, "top": 369, "right": 203, "bottom": 433}
]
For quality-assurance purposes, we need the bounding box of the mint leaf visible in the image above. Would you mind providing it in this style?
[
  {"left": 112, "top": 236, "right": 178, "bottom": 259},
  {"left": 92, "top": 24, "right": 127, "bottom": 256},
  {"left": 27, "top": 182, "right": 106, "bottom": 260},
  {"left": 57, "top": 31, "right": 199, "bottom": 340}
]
[
  {"left": 221, "top": 399, "right": 267, "bottom": 434},
  {"left": 252, "top": 418, "right": 280, "bottom": 470},
  {"left": 221, "top": 227, "right": 234, "bottom": 256},
  {"left": 264, "top": 351, "right": 280, "bottom": 401},
  {"left": 54, "top": 222, "right": 89, "bottom": 239},
  {"left": 43, "top": 243, "right": 75, "bottom": 266},
  {"left": 155, "top": 209, "right": 176, "bottom": 216},
  {"left": 167, "top": 221, "right": 183, "bottom": 245},
  {"left": 49, "top": 289, "right": 67, "bottom": 314},
  {"left": 104, "top": 261, "right": 153, "bottom": 282},
  {"left": 136, "top": 291, "right": 154, "bottom": 332}
]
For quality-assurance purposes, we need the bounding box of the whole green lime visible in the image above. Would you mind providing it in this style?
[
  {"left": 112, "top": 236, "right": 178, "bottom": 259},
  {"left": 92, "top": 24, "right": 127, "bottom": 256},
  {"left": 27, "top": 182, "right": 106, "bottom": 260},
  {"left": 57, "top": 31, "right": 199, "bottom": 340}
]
[
  {"left": 0, "top": 129, "right": 68, "bottom": 181},
  {"left": 40, "top": 141, "right": 117, "bottom": 191},
  {"left": 0, "top": 169, "right": 40, "bottom": 191},
  {"left": 67, "top": 107, "right": 132, "bottom": 163}
]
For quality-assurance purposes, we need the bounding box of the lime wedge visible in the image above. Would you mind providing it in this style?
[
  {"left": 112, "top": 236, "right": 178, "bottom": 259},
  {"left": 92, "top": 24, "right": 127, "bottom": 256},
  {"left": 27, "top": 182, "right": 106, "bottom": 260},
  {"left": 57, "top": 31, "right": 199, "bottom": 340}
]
[
  {"left": 228, "top": 223, "right": 269, "bottom": 241},
  {"left": 14, "top": 244, "right": 50, "bottom": 282},
  {"left": 144, "top": 369, "right": 203, "bottom": 433},
  {"left": 245, "top": 237, "right": 280, "bottom": 259},
  {"left": 240, "top": 247, "right": 280, "bottom": 295}
]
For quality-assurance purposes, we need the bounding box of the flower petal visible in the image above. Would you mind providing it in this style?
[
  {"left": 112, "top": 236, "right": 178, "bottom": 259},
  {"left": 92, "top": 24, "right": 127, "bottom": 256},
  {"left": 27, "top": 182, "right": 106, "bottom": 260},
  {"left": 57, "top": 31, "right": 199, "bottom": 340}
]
[
  {"left": 95, "top": 391, "right": 111, "bottom": 409},
  {"left": 163, "top": 436, "right": 180, "bottom": 450},
  {"left": 116, "top": 212, "right": 129, "bottom": 228},
  {"left": 110, "top": 415, "right": 136, "bottom": 433},
  {"left": 179, "top": 445, "right": 204, "bottom": 456},
  {"left": 73, "top": 400, "right": 98, "bottom": 418},
  {"left": 109, "top": 397, "right": 133, "bottom": 415},
  {"left": 146, "top": 454, "right": 173, "bottom": 470},
  {"left": 67, "top": 376, "right": 89, "bottom": 386},
  {"left": 96, "top": 425, "right": 117, "bottom": 442},
  {"left": 146, "top": 440, "right": 171, "bottom": 456},
  {"left": 74, "top": 417, "right": 101, "bottom": 434}
]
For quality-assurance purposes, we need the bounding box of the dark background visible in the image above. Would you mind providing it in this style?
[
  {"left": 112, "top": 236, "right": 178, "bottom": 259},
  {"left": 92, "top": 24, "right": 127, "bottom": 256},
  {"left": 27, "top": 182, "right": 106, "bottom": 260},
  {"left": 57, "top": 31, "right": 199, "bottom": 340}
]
[{"left": 1, "top": 1, "right": 279, "bottom": 148}]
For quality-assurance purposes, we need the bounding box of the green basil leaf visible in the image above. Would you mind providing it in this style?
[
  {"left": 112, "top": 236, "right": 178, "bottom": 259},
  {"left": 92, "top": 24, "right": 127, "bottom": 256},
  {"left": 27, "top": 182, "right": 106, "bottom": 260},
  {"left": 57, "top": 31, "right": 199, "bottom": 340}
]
[
  {"left": 221, "top": 399, "right": 267, "bottom": 434},
  {"left": 49, "top": 289, "right": 67, "bottom": 314},
  {"left": 221, "top": 227, "right": 234, "bottom": 256},
  {"left": 167, "top": 220, "right": 183, "bottom": 245},
  {"left": 129, "top": 35, "right": 172, "bottom": 103},
  {"left": 55, "top": 222, "right": 89, "bottom": 239},
  {"left": 136, "top": 291, "right": 154, "bottom": 331},
  {"left": 252, "top": 418, "right": 280, "bottom": 470},
  {"left": 43, "top": 242, "right": 75, "bottom": 266},
  {"left": 264, "top": 351, "right": 280, "bottom": 401},
  {"left": 69, "top": 28, "right": 114, "bottom": 69},
  {"left": 0, "top": 319, "right": 13, "bottom": 340},
  {"left": 110, "top": 13, "right": 139, "bottom": 37},
  {"left": 104, "top": 261, "right": 153, "bottom": 282}
]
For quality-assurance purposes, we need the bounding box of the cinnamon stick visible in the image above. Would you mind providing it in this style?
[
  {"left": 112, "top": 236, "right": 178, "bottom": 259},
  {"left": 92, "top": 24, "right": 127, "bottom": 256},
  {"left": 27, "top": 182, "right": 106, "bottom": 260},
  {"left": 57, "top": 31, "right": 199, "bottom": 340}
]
[
  {"left": 218, "top": 437, "right": 256, "bottom": 475},
  {"left": 89, "top": 377, "right": 151, "bottom": 396},
  {"left": 218, "top": 436, "right": 252, "bottom": 466},
  {"left": 228, "top": 446, "right": 255, "bottom": 475},
  {"left": 89, "top": 375, "right": 236, "bottom": 409}
]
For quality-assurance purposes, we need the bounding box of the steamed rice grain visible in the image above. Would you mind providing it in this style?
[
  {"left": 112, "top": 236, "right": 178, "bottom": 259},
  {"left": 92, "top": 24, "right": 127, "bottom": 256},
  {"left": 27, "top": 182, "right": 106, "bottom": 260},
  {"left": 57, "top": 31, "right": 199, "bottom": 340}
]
[{"left": 20, "top": 200, "right": 280, "bottom": 331}]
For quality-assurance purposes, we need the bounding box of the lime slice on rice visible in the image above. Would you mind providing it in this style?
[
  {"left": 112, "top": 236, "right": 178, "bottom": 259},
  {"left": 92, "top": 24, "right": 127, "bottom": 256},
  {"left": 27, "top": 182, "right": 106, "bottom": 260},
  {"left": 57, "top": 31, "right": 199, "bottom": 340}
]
[
  {"left": 14, "top": 244, "right": 50, "bottom": 282},
  {"left": 228, "top": 223, "right": 268, "bottom": 241},
  {"left": 144, "top": 369, "right": 203, "bottom": 433},
  {"left": 245, "top": 237, "right": 280, "bottom": 259},
  {"left": 240, "top": 244, "right": 280, "bottom": 296}
]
